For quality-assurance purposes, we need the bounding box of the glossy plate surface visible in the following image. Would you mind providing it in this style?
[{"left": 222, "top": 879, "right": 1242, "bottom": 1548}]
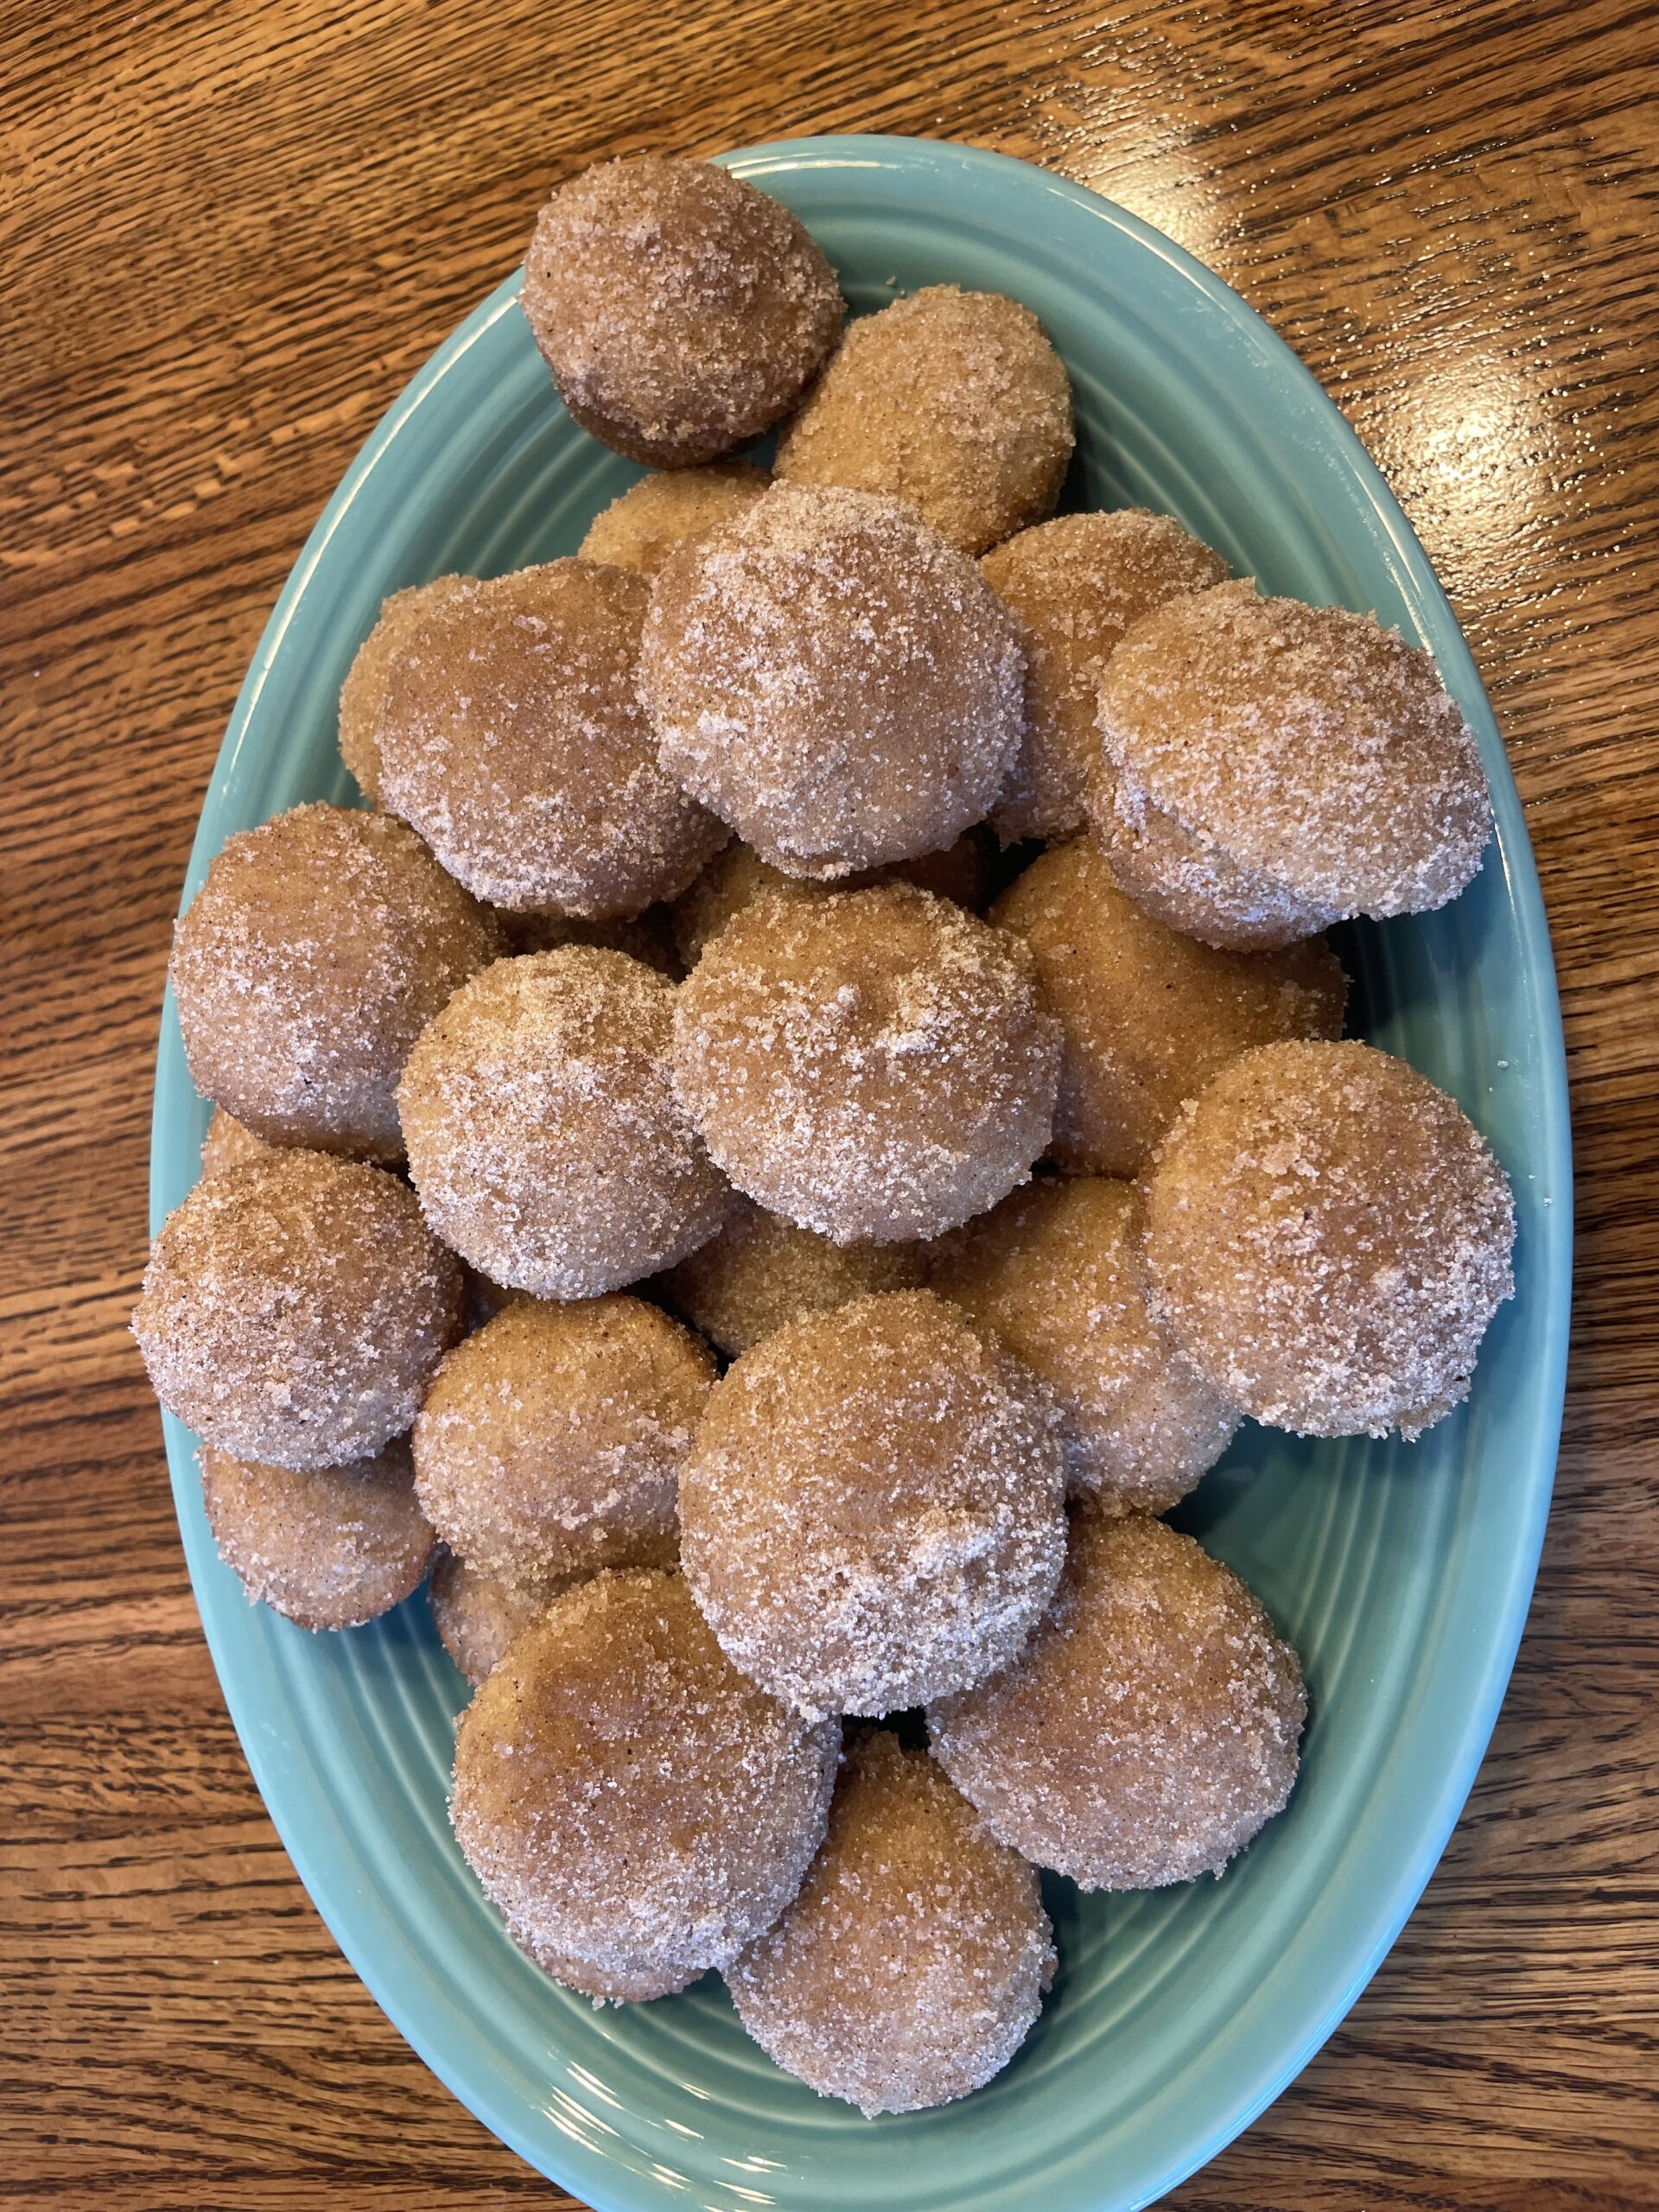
[{"left": 149, "top": 137, "right": 1572, "bottom": 2212}]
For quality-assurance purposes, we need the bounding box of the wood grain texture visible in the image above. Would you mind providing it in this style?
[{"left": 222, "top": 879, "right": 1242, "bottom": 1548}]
[{"left": 3, "top": 0, "right": 1656, "bottom": 2203}]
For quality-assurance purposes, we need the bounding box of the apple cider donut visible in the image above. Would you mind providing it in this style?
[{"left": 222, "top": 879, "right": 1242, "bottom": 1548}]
[
  {"left": 522, "top": 157, "right": 843, "bottom": 465},
  {"left": 982, "top": 510, "right": 1227, "bottom": 842},
  {"left": 671, "top": 885, "right": 1058, "bottom": 1245},
  {"left": 450, "top": 1569, "right": 840, "bottom": 2000},
  {"left": 376, "top": 560, "right": 726, "bottom": 919},
  {"left": 775, "top": 285, "right": 1074, "bottom": 554},
  {"left": 679, "top": 1290, "right": 1066, "bottom": 1719},
  {"left": 991, "top": 838, "right": 1345, "bottom": 1175},
  {"left": 728, "top": 1729, "right": 1054, "bottom": 2114},
  {"left": 1089, "top": 583, "right": 1492, "bottom": 949},
  {"left": 412, "top": 1295, "right": 713, "bottom": 1586},
  {"left": 132, "top": 1151, "right": 461, "bottom": 1470},
  {"left": 397, "top": 948, "right": 729, "bottom": 1298},
  {"left": 930, "top": 1510, "right": 1305, "bottom": 1890},
  {"left": 170, "top": 804, "right": 503, "bottom": 1161},
  {"left": 639, "top": 483, "right": 1024, "bottom": 880},
  {"left": 1141, "top": 1039, "right": 1516, "bottom": 1439},
  {"left": 930, "top": 1175, "right": 1237, "bottom": 1514},
  {"left": 200, "top": 1436, "right": 437, "bottom": 1631}
]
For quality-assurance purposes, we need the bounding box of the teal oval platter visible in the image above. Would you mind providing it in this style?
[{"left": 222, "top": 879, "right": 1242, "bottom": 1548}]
[{"left": 149, "top": 136, "right": 1572, "bottom": 2210}]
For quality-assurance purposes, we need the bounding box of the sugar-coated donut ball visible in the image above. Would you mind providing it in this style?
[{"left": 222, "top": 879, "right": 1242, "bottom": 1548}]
[
  {"left": 132, "top": 1153, "right": 462, "bottom": 1471},
  {"left": 338, "top": 576, "right": 467, "bottom": 804},
  {"left": 500, "top": 901, "right": 681, "bottom": 978},
  {"left": 200, "top": 1109, "right": 277, "bottom": 1179},
  {"left": 170, "top": 804, "right": 504, "bottom": 1161},
  {"left": 375, "top": 561, "right": 726, "bottom": 918},
  {"left": 680, "top": 1291, "right": 1067, "bottom": 1719},
  {"left": 200, "top": 1436, "right": 437, "bottom": 1630},
  {"left": 522, "top": 157, "right": 843, "bottom": 466},
  {"left": 1090, "top": 583, "right": 1493, "bottom": 949},
  {"left": 982, "top": 511, "right": 1228, "bottom": 842},
  {"left": 991, "top": 839, "right": 1347, "bottom": 1175},
  {"left": 775, "top": 286, "right": 1075, "bottom": 555},
  {"left": 931, "top": 1176, "right": 1236, "bottom": 1513},
  {"left": 660, "top": 1192, "right": 931, "bottom": 1357},
  {"left": 728, "top": 1729, "right": 1054, "bottom": 2115},
  {"left": 1141, "top": 1039, "right": 1516, "bottom": 1439},
  {"left": 413, "top": 1296, "right": 713, "bottom": 1586},
  {"left": 670, "top": 831, "right": 996, "bottom": 969},
  {"left": 673, "top": 886, "right": 1059, "bottom": 1245},
  {"left": 930, "top": 1510, "right": 1305, "bottom": 1890},
  {"left": 398, "top": 949, "right": 729, "bottom": 1299},
  {"left": 579, "top": 463, "right": 771, "bottom": 575},
  {"left": 429, "top": 1551, "right": 575, "bottom": 1688},
  {"left": 450, "top": 1569, "right": 840, "bottom": 2000},
  {"left": 640, "top": 483, "right": 1024, "bottom": 879}
]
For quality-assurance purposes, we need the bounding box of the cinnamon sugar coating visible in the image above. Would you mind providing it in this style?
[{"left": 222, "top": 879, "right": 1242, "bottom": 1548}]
[
  {"left": 338, "top": 576, "right": 467, "bottom": 804},
  {"left": 1089, "top": 583, "right": 1492, "bottom": 949},
  {"left": 660, "top": 1192, "right": 931, "bottom": 1358},
  {"left": 670, "top": 831, "right": 996, "bottom": 970},
  {"left": 412, "top": 1296, "right": 713, "bottom": 1586},
  {"left": 775, "top": 285, "right": 1074, "bottom": 555},
  {"left": 1141, "top": 1039, "right": 1516, "bottom": 1439},
  {"left": 170, "top": 804, "right": 503, "bottom": 1161},
  {"left": 200, "top": 1435, "right": 437, "bottom": 1630},
  {"left": 450, "top": 1569, "right": 839, "bottom": 2000},
  {"left": 579, "top": 462, "right": 771, "bottom": 574},
  {"left": 639, "top": 483, "right": 1024, "bottom": 880},
  {"left": 991, "top": 838, "right": 1346, "bottom": 1175},
  {"left": 375, "top": 560, "right": 726, "bottom": 919},
  {"left": 397, "top": 948, "right": 729, "bottom": 1299},
  {"left": 523, "top": 158, "right": 843, "bottom": 466},
  {"left": 930, "top": 1510, "right": 1306, "bottom": 1890},
  {"left": 931, "top": 1175, "right": 1237, "bottom": 1514},
  {"left": 680, "top": 1291, "right": 1067, "bottom": 1719},
  {"left": 728, "top": 1728, "right": 1054, "bottom": 2114},
  {"left": 672, "top": 885, "right": 1058, "bottom": 1246},
  {"left": 429, "top": 1552, "right": 577, "bottom": 1688},
  {"left": 132, "top": 1151, "right": 462, "bottom": 1470},
  {"left": 982, "top": 510, "right": 1227, "bottom": 842}
]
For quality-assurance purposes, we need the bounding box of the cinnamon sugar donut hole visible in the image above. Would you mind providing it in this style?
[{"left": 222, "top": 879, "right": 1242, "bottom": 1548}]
[
  {"left": 429, "top": 1552, "right": 577, "bottom": 1688},
  {"left": 775, "top": 285, "right": 1075, "bottom": 555},
  {"left": 931, "top": 1175, "right": 1237, "bottom": 1514},
  {"left": 670, "top": 831, "right": 996, "bottom": 970},
  {"left": 412, "top": 1296, "right": 713, "bottom": 1587},
  {"left": 679, "top": 1290, "right": 1067, "bottom": 1719},
  {"left": 200, "top": 1436, "right": 437, "bottom": 1631},
  {"left": 132, "top": 1152, "right": 461, "bottom": 1471},
  {"left": 579, "top": 463, "right": 771, "bottom": 575},
  {"left": 450, "top": 1569, "right": 840, "bottom": 2001},
  {"left": 1141, "top": 1039, "right": 1516, "bottom": 1439},
  {"left": 522, "top": 157, "right": 843, "bottom": 466},
  {"left": 639, "top": 483, "right": 1024, "bottom": 880},
  {"left": 930, "top": 1510, "right": 1306, "bottom": 1891},
  {"left": 671, "top": 885, "right": 1059, "bottom": 1246},
  {"left": 397, "top": 949, "right": 730, "bottom": 1300},
  {"left": 660, "top": 1192, "right": 931, "bottom": 1358},
  {"left": 200, "top": 1109, "right": 277, "bottom": 1179},
  {"left": 1089, "top": 583, "right": 1493, "bottom": 950},
  {"left": 982, "top": 510, "right": 1228, "bottom": 842},
  {"left": 728, "top": 1729, "right": 1055, "bottom": 2115},
  {"left": 170, "top": 804, "right": 504, "bottom": 1162},
  {"left": 991, "top": 839, "right": 1346, "bottom": 1175},
  {"left": 376, "top": 560, "right": 726, "bottom": 918},
  {"left": 501, "top": 901, "right": 681, "bottom": 979},
  {"left": 338, "top": 576, "right": 467, "bottom": 804}
]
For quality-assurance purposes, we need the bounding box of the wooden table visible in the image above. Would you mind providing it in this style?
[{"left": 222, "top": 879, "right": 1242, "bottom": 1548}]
[{"left": 5, "top": 2, "right": 1656, "bottom": 2204}]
